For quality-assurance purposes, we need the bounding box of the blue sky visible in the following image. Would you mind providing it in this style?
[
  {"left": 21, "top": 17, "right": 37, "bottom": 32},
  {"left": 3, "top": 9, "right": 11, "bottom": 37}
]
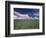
[{"left": 14, "top": 8, "right": 39, "bottom": 17}]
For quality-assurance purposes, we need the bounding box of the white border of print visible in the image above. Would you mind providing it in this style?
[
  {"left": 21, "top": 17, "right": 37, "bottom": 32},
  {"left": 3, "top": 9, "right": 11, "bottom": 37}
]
[{"left": 10, "top": 4, "right": 43, "bottom": 34}]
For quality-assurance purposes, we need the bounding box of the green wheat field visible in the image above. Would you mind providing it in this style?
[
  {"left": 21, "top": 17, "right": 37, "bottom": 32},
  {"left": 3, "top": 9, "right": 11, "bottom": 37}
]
[{"left": 14, "top": 19, "right": 39, "bottom": 29}]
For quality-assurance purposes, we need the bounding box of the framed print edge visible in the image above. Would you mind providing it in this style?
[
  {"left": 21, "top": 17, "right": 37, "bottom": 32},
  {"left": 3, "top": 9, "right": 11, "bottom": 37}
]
[
  {"left": 5, "top": 1, "right": 10, "bottom": 37},
  {"left": 5, "top": 1, "right": 45, "bottom": 37}
]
